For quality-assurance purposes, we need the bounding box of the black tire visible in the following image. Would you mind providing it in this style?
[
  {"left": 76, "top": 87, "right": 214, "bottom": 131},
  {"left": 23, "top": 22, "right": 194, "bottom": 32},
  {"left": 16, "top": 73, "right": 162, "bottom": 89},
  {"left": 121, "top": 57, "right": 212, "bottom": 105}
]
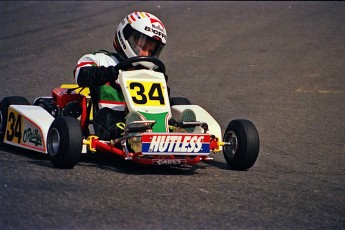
[
  {"left": 223, "top": 119, "right": 260, "bottom": 170},
  {"left": 47, "top": 116, "right": 83, "bottom": 169},
  {"left": 170, "top": 97, "right": 192, "bottom": 105},
  {"left": 0, "top": 96, "right": 30, "bottom": 143}
]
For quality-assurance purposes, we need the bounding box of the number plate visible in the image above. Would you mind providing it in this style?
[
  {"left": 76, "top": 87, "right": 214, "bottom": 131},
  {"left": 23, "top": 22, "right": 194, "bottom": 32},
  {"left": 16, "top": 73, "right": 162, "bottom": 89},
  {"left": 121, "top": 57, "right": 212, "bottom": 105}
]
[{"left": 118, "top": 70, "right": 171, "bottom": 115}]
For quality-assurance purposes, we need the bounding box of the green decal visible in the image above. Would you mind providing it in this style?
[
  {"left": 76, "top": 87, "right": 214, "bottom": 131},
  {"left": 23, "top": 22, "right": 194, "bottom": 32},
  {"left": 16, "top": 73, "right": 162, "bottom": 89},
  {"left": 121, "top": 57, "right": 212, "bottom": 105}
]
[
  {"left": 23, "top": 128, "right": 42, "bottom": 146},
  {"left": 139, "top": 112, "right": 169, "bottom": 132}
]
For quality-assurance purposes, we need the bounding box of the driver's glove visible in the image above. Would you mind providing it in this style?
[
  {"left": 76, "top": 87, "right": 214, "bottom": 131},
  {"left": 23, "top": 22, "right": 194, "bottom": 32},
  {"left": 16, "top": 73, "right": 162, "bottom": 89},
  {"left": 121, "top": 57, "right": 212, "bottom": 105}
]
[{"left": 76, "top": 66, "right": 119, "bottom": 87}]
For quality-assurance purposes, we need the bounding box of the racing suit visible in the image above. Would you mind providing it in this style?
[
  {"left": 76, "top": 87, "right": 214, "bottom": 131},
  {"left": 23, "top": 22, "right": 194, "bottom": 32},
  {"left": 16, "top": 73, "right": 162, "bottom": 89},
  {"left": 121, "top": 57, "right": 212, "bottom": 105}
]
[{"left": 74, "top": 50, "right": 126, "bottom": 140}]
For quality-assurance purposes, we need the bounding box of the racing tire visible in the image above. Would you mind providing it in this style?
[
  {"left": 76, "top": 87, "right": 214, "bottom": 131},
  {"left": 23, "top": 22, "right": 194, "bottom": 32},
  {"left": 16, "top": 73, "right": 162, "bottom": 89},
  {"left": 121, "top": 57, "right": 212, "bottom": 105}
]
[
  {"left": 47, "top": 116, "right": 83, "bottom": 169},
  {"left": 223, "top": 119, "right": 260, "bottom": 170},
  {"left": 0, "top": 96, "right": 30, "bottom": 143},
  {"left": 170, "top": 97, "right": 192, "bottom": 105}
]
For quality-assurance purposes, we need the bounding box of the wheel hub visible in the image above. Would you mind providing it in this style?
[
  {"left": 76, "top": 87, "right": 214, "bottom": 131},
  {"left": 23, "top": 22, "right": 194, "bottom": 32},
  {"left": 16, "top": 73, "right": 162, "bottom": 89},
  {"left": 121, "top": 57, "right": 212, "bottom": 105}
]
[
  {"left": 47, "top": 128, "right": 60, "bottom": 157},
  {"left": 0, "top": 111, "right": 3, "bottom": 134},
  {"left": 224, "top": 131, "right": 238, "bottom": 155}
]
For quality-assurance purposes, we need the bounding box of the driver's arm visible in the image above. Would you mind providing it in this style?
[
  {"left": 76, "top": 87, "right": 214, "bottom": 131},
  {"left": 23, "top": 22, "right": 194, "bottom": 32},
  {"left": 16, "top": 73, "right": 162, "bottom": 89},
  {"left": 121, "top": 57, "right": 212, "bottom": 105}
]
[{"left": 73, "top": 55, "right": 118, "bottom": 87}]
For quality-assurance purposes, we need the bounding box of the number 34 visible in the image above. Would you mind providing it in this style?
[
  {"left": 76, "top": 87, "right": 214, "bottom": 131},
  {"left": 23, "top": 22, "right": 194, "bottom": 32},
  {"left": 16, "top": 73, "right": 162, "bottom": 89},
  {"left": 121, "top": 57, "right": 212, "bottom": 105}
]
[
  {"left": 6, "top": 112, "right": 22, "bottom": 144},
  {"left": 129, "top": 82, "right": 165, "bottom": 106}
]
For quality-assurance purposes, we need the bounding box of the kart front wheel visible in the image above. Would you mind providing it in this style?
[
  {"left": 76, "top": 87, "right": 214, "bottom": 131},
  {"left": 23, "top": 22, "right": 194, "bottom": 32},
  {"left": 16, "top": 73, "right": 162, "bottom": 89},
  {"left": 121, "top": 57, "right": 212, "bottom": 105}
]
[
  {"left": 47, "top": 117, "right": 83, "bottom": 169},
  {"left": 223, "top": 119, "right": 260, "bottom": 170}
]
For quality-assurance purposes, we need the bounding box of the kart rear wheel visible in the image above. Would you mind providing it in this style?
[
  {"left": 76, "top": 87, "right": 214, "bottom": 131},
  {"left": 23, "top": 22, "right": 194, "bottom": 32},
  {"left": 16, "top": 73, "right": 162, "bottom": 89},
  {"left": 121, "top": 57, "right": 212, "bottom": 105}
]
[
  {"left": 223, "top": 119, "right": 260, "bottom": 170},
  {"left": 170, "top": 97, "right": 192, "bottom": 105},
  {"left": 0, "top": 96, "right": 30, "bottom": 143},
  {"left": 47, "top": 116, "right": 83, "bottom": 169}
]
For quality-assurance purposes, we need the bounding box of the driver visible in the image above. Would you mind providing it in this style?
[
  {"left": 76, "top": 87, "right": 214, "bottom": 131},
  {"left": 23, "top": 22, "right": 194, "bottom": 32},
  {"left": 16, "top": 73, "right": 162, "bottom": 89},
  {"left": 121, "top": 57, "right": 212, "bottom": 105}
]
[{"left": 73, "top": 12, "right": 195, "bottom": 141}]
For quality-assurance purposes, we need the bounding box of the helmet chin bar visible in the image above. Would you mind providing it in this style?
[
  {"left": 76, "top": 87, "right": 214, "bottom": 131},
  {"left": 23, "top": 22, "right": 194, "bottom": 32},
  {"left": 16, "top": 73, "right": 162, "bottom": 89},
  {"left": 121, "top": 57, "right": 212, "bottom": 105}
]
[{"left": 132, "top": 61, "right": 156, "bottom": 70}]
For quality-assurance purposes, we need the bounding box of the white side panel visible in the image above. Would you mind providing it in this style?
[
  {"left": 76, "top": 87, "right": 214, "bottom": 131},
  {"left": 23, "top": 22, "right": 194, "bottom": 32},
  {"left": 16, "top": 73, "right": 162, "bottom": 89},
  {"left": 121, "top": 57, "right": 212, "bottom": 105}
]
[
  {"left": 171, "top": 105, "right": 223, "bottom": 139},
  {"left": 4, "top": 105, "right": 54, "bottom": 153}
]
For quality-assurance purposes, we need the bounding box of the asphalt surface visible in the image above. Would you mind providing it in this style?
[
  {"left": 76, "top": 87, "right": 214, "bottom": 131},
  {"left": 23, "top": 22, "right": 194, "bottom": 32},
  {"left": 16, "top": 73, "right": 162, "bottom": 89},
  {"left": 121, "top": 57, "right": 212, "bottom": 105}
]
[{"left": 1, "top": 1, "right": 344, "bottom": 229}]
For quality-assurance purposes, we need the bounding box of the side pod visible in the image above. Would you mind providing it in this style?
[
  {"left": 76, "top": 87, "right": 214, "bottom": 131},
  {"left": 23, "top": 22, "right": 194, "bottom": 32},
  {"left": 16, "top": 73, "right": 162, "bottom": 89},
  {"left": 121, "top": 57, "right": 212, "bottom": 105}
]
[{"left": 3, "top": 105, "right": 54, "bottom": 153}]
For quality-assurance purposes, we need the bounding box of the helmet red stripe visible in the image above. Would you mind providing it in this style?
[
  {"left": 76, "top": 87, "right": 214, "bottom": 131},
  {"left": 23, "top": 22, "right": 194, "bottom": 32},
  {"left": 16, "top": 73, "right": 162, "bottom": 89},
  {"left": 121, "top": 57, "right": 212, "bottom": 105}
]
[{"left": 76, "top": 61, "right": 97, "bottom": 68}]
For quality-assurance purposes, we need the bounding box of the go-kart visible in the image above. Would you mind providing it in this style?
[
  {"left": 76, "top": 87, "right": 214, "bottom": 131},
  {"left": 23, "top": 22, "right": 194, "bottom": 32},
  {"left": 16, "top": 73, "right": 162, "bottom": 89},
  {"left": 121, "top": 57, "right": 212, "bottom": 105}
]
[{"left": 0, "top": 56, "right": 260, "bottom": 170}]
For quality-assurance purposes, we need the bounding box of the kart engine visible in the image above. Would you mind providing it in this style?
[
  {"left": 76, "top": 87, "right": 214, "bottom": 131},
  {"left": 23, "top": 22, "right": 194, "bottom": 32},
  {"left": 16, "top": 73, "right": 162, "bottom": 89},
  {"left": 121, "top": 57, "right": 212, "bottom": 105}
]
[
  {"left": 52, "top": 88, "right": 83, "bottom": 118},
  {"left": 34, "top": 87, "right": 84, "bottom": 118}
]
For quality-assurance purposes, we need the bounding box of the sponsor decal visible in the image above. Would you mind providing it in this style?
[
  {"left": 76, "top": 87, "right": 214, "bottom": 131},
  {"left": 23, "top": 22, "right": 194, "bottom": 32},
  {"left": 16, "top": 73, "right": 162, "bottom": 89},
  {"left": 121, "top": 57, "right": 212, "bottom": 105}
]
[
  {"left": 23, "top": 128, "right": 42, "bottom": 146},
  {"left": 150, "top": 18, "right": 165, "bottom": 29},
  {"left": 21, "top": 114, "right": 45, "bottom": 151},
  {"left": 152, "top": 23, "right": 164, "bottom": 32},
  {"left": 142, "top": 134, "right": 210, "bottom": 155},
  {"left": 152, "top": 159, "right": 187, "bottom": 165},
  {"left": 144, "top": 26, "right": 166, "bottom": 40},
  {"left": 118, "top": 31, "right": 126, "bottom": 49}
]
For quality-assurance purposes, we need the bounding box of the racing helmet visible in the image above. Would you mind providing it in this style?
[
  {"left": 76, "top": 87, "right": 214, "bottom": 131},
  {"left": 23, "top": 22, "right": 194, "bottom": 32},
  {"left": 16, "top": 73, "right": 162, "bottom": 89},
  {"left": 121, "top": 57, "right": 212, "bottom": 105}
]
[{"left": 114, "top": 12, "right": 167, "bottom": 69}]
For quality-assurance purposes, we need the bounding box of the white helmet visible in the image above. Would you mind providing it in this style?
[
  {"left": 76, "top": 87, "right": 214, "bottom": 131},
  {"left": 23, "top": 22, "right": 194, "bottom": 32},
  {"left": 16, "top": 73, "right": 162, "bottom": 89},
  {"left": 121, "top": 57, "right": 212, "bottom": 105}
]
[{"left": 114, "top": 12, "right": 167, "bottom": 68}]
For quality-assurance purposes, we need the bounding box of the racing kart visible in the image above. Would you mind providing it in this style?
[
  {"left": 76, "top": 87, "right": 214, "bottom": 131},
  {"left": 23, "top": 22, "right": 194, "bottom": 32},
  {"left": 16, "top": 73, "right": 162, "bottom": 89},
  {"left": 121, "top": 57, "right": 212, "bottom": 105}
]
[{"left": 0, "top": 56, "right": 260, "bottom": 170}]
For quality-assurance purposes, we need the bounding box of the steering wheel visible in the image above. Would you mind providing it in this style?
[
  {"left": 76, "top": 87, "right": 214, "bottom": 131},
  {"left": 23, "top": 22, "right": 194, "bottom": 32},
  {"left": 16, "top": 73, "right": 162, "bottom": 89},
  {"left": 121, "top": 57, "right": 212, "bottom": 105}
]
[{"left": 114, "top": 56, "right": 166, "bottom": 74}]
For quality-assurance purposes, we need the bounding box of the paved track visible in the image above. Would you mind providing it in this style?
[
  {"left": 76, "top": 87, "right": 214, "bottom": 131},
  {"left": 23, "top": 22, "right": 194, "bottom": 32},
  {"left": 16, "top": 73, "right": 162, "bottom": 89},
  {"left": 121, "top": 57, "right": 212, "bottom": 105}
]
[{"left": 1, "top": 1, "right": 344, "bottom": 229}]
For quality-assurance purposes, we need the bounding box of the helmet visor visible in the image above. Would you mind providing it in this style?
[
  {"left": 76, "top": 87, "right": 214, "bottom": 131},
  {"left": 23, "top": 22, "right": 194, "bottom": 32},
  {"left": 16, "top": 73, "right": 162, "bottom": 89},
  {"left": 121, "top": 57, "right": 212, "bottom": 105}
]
[{"left": 127, "top": 31, "right": 165, "bottom": 58}]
